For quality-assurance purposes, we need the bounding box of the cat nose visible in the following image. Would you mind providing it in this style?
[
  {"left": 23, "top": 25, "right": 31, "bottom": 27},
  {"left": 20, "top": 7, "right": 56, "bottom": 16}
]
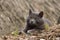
[
  {"left": 30, "top": 19, "right": 36, "bottom": 24},
  {"left": 31, "top": 21, "right": 34, "bottom": 23}
]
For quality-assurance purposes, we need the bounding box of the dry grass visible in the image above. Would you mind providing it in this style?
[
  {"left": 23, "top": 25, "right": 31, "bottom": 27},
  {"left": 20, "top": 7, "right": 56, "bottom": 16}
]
[{"left": 0, "top": 24, "right": 59, "bottom": 40}]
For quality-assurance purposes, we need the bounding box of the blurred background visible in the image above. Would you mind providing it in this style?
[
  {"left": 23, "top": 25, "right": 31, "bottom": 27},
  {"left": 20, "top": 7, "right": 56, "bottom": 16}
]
[{"left": 0, "top": 0, "right": 60, "bottom": 36}]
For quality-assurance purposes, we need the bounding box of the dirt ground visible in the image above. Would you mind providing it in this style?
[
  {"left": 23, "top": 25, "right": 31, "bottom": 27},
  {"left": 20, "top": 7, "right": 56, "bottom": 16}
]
[{"left": 0, "top": 24, "right": 60, "bottom": 40}]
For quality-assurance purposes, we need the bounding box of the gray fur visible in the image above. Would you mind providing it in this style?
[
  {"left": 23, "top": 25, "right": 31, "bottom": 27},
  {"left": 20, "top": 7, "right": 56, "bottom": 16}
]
[{"left": 24, "top": 10, "right": 52, "bottom": 33}]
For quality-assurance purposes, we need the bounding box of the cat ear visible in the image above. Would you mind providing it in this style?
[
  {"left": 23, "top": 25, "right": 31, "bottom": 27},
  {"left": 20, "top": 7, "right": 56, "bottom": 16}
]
[
  {"left": 39, "top": 11, "right": 44, "bottom": 18},
  {"left": 29, "top": 9, "right": 32, "bottom": 15}
]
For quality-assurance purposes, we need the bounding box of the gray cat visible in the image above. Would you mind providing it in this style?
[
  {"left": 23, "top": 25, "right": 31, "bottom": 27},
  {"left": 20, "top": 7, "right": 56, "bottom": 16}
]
[{"left": 24, "top": 10, "right": 52, "bottom": 33}]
